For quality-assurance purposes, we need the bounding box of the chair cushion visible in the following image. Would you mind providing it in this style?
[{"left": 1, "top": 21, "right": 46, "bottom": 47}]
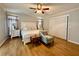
[{"left": 45, "top": 35, "right": 53, "bottom": 39}]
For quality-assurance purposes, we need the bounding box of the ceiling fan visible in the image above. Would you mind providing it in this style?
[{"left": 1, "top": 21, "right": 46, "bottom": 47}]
[{"left": 29, "top": 3, "right": 49, "bottom": 14}]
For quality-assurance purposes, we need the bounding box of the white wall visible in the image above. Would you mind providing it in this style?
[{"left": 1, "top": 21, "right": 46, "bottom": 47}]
[
  {"left": 49, "top": 15, "right": 67, "bottom": 39},
  {"left": 21, "top": 22, "right": 37, "bottom": 30},
  {"left": 19, "top": 14, "right": 50, "bottom": 31},
  {"left": 43, "top": 19, "right": 49, "bottom": 31},
  {"left": 68, "top": 9, "right": 79, "bottom": 44},
  {"left": 19, "top": 14, "right": 37, "bottom": 29},
  {"left": 19, "top": 14, "right": 49, "bottom": 30},
  {"left": 49, "top": 8, "right": 79, "bottom": 44},
  {"left": 0, "top": 7, "right": 8, "bottom": 46},
  {"left": 19, "top": 14, "right": 37, "bottom": 22}
]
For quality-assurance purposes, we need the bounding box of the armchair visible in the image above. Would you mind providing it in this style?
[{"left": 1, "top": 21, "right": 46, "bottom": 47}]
[{"left": 40, "top": 32, "right": 54, "bottom": 45}]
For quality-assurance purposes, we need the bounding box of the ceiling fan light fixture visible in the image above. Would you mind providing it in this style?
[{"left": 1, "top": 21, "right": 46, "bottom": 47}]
[
  {"left": 36, "top": 10, "right": 43, "bottom": 14},
  {"left": 37, "top": 3, "right": 42, "bottom": 10},
  {"left": 30, "top": 3, "right": 49, "bottom": 14},
  {"left": 42, "top": 11, "right": 44, "bottom": 14}
]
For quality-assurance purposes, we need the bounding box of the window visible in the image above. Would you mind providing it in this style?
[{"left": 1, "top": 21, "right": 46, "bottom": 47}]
[{"left": 7, "top": 16, "right": 19, "bottom": 35}]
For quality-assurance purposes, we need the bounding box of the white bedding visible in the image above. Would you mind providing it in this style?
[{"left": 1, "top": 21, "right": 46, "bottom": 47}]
[
  {"left": 21, "top": 30, "right": 40, "bottom": 44},
  {"left": 22, "top": 30, "right": 40, "bottom": 36}
]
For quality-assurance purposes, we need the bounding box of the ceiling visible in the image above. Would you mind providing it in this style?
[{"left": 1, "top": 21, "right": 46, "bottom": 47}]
[{"left": 2, "top": 3, "right": 79, "bottom": 18}]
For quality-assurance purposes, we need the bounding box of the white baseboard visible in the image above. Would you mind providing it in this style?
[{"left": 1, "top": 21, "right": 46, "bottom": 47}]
[
  {"left": 68, "top": 40, "right": 79, "bottom": 45},
  {"left": 53, "top": 35, "right": 79, "bottom": 45},
  {"left": 0, "top": 36, "right": 8, "bottom": 47}
]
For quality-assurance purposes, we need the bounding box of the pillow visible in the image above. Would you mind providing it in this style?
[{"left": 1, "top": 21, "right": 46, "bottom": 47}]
[{"left": 41, "top": 32, "right": 48, "bottom": 35}]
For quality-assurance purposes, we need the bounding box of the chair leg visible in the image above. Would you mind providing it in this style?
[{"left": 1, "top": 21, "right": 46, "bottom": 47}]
[
  {"left": 24, "top": 42, "right": 26, "bottom": 45},
  {"left": 11, "top": 36, "right": 13, "bottom": 39}
]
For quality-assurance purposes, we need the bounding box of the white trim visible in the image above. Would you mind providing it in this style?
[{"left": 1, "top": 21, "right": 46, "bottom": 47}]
[
  {"left": 47, "top": 7, "right": 79, "bottom": 19},
  {"left": 68, "top": 40, "right": 79, "bottom": 45},
  {"left": 52, "top": 8, "right": 79, "bottom": 16}
]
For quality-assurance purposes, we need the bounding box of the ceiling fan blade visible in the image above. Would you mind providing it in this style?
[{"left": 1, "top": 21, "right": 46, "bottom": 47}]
[
  {"left": 29, "top": 7, "right": 36, "bottom": 10},
  {"left": 42, "top": 11, "right": 44, "bottom": 14},
  {"left": 43, "top": 8, "right": 49, "bottom": 10},
  {"left": 35, "top": 11, "right": 37, "bottom": 13}
]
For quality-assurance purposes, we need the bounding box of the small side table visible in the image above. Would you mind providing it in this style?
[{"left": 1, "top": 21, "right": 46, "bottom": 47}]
[{"left": 30, "top": 35, "right": 41, "bottom": 46}]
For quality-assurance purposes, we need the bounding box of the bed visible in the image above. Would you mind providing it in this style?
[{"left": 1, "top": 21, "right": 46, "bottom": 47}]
[
  {"left": 21, "top": 22, "right": 40, "bottom": 45},
  {"left": 21, "top": 30, "right": 40, "bottom": 45}
]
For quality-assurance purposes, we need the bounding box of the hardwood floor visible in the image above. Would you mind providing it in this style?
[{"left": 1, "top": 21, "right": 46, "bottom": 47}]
[{"left": 0, "top": 37, "right": 79, "bottom": 56}]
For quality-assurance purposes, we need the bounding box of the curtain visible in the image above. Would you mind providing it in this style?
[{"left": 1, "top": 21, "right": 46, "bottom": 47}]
[
  {"left": 8, "top": 16, "right": 18, "bottom": 35},
  {"left": 37, "top": 19, "right": 44, "bottom": 30}
]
